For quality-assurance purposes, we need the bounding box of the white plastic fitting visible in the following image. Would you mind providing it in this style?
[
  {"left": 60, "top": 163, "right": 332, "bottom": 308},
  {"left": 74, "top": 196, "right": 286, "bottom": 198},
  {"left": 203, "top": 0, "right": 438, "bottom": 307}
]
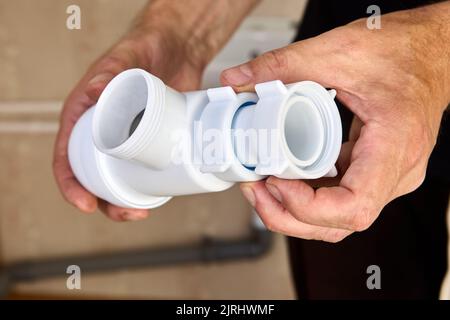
[{"left": 68, "top": 68, "right": 342, "bottom": 209}]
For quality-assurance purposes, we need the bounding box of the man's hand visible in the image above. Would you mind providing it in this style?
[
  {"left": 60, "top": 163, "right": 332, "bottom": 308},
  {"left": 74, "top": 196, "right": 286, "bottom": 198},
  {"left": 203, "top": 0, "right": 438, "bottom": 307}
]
[
  {"left": 53, "top": 26, "right": 204, "bottom": 222},
  {"left": 221, "top": 3, "right": 450, "bottom": 241},
  {"left": 53, "top": 0, "right": 259, "bottom": 221}
]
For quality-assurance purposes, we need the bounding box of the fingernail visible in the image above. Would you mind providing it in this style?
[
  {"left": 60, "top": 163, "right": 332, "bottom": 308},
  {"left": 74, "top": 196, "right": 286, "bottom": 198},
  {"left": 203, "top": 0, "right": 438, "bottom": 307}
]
[
  {"left": 266, "top": 183, "right": 282, "bottom": 202},
  {"left": 76, "top": 198, "right": 95, "bottom": 213},
  {"left": 223, "top": 64, "right": 253, "bottom": 86},
  {"left": 122, "top": 211, "right": 148, "bottom": 221},
  {"left": 87, "top": 73, "right": 112, "bottom": 85},
  {"left": 241, "top": 186, "right": 256, "bottom": 207}
]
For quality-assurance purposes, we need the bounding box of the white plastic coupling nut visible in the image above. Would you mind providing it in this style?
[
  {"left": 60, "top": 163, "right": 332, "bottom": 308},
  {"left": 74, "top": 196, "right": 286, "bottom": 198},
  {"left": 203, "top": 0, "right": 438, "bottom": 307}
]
[
  {"left": 251, "top": 80, "right": 341, "bottom": 179},
  {"left": 198, "top": 87, "right": 262, "bottom": 182},
  {"left": 68, "top": 69, "right": 342, "bottom": 209}
]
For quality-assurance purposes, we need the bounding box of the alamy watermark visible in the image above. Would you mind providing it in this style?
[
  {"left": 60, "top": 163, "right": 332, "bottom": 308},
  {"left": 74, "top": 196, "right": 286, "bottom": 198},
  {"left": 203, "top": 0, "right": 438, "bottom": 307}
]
[
  {"left": 366, "top": 5, "right": 382, "bottom": 30},
  {"left": 366, "top": 264, "right": 381, "bottom": 290},
  {"left": 169, "top": 124, "right": 287, "bottom": 169},
  {"left": 66, "top": 264, "right": 81, "bottom": 290},
  {"left": 66, "top": 5, "right": 81, "bottom": 30}
]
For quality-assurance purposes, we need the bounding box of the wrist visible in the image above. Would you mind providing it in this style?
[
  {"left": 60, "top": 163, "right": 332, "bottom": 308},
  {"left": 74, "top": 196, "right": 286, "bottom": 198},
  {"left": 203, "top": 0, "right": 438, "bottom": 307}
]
[
  {"left": 131, "top": 0, "right": 260, "bottom": 71},
  {"left": 411, "top": 2, "right": 450, "bottom": 106},
  {"left": 126, "top": 4, "right": 202, "bottom": 70}
]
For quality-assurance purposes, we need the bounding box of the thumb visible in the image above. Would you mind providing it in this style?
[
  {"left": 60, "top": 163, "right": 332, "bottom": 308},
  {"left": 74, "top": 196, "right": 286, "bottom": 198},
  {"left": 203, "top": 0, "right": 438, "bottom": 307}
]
[{"left": 220, "top": 42, "right": 328, "bottom": 91}]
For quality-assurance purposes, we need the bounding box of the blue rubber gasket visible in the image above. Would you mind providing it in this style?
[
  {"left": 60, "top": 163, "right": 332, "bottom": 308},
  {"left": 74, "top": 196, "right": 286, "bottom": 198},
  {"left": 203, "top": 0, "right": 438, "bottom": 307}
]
[{"left": 231, "top": 101, "right": 257, "bottom": 171}]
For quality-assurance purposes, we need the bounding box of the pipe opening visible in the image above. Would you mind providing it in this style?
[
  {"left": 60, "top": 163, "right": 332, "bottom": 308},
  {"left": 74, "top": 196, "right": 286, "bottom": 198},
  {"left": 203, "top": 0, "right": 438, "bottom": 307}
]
[
  {"left": 129, "top": 109, "right": 145, "bottom": 137},
  {"left": 96, "top": 73, "right": 148, "bottom": 150},
  {"left": 283, "top": 97, "right": 324, "bottom": 166}
]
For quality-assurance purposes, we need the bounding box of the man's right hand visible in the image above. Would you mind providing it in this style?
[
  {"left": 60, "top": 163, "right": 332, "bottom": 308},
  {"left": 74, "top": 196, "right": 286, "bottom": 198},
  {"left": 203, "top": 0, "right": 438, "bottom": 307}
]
[
  {"left": 53, "top": 0, "right": 259, "bottom": 221},
  {"left": 53, "top": 17, "right": 205, "bottom": 222}
]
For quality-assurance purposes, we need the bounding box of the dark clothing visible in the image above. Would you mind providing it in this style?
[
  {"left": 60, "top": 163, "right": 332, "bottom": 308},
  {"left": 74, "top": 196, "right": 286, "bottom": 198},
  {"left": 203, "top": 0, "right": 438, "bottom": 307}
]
[
  {"left": 289, "top": 0, "right": 449, "bottom": 299},
  {"left": 289, "top": 179, "right": 449, "bottom": 299}
]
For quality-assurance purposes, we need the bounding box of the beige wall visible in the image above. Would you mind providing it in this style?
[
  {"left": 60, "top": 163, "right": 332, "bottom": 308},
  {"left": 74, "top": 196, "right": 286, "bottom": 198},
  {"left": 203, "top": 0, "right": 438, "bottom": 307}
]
[
  {"left": 0, "top": 0, "right": 305, "bottom": 101},
  {"left": 0, "top": 0, "right": 304, "bottom": 299}
]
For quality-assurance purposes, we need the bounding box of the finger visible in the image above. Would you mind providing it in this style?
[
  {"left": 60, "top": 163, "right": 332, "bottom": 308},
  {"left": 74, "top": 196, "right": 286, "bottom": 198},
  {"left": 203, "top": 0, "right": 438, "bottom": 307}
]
[
  {"left": 53, "top": 47, "right": 139, "bottom": 212},
  {"left": 263, "top": 125, "right": 397, "bottom": 231},
  {"left": 83, "top": 42, "right": 144, "bottom": 101},
  {"left": 53, "top": 152, "right": 98, "bottom": 213},
  {"left": 240, "top": 182, "right": 352, "bottom": 242},
  {"left": 53, "top": 92, "right": 98, "bottom": 213},
  {"left": 85, "top": 72, "right": 116, "bottom": 101},
  {"left": 98, "top": 200, "right": 150, "bottom": 222},
  {"left": 220, "top": 39, "right": 335, "bottom": 91}
]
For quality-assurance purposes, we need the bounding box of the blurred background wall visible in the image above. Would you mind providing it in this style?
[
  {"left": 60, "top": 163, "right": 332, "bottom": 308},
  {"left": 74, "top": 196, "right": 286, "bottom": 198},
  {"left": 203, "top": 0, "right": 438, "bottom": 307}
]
[{"left": 0, "top": 0, "right": 307, "bottom": 299}]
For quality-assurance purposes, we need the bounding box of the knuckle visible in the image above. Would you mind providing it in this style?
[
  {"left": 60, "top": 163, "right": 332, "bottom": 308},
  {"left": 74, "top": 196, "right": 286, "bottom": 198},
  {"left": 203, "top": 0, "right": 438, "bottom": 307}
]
[
  {"left": 412, "top": 170, "right": 426, "bottom": 189},
  {"left": 261, "top": 49, "right": 288, "bottom": 76},
  {"left": 404, "top": 168, "right": 427, "bottom": 194},
  {"left": 349, "top": 205, "right": 376, "bottom": 231},
  {"left": 319, "top": 229, "right": 350, "bottom": 243},
  {"left": 325, "top": 235, "right": 345, "bottom": 243},
  {"left": 264, "top": 222, "right": 278, "bottom": 233},
  {"left": 405, "top": 126, "right": 431, "bottom": 167},
  {"left": 96, "top": 55, "right": 128, "bottom": 74},
  {"left": 259, "top": 214, "right": 278, "bottom": 233},
  {"left": 333, "top": 27, "right": 366, "bottom": 59}
]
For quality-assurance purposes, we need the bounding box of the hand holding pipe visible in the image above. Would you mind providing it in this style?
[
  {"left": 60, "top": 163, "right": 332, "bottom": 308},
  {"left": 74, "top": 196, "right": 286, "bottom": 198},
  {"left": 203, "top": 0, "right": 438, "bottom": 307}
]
[{"left": 68, "top": 69, "right": 342, "bottom": 209}]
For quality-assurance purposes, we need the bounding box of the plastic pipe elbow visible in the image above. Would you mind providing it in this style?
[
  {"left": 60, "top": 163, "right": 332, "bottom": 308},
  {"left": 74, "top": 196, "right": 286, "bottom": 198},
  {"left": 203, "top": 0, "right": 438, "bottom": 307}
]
[{"left": 68, "top": 69, "right": 342, "bottom": 209}]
